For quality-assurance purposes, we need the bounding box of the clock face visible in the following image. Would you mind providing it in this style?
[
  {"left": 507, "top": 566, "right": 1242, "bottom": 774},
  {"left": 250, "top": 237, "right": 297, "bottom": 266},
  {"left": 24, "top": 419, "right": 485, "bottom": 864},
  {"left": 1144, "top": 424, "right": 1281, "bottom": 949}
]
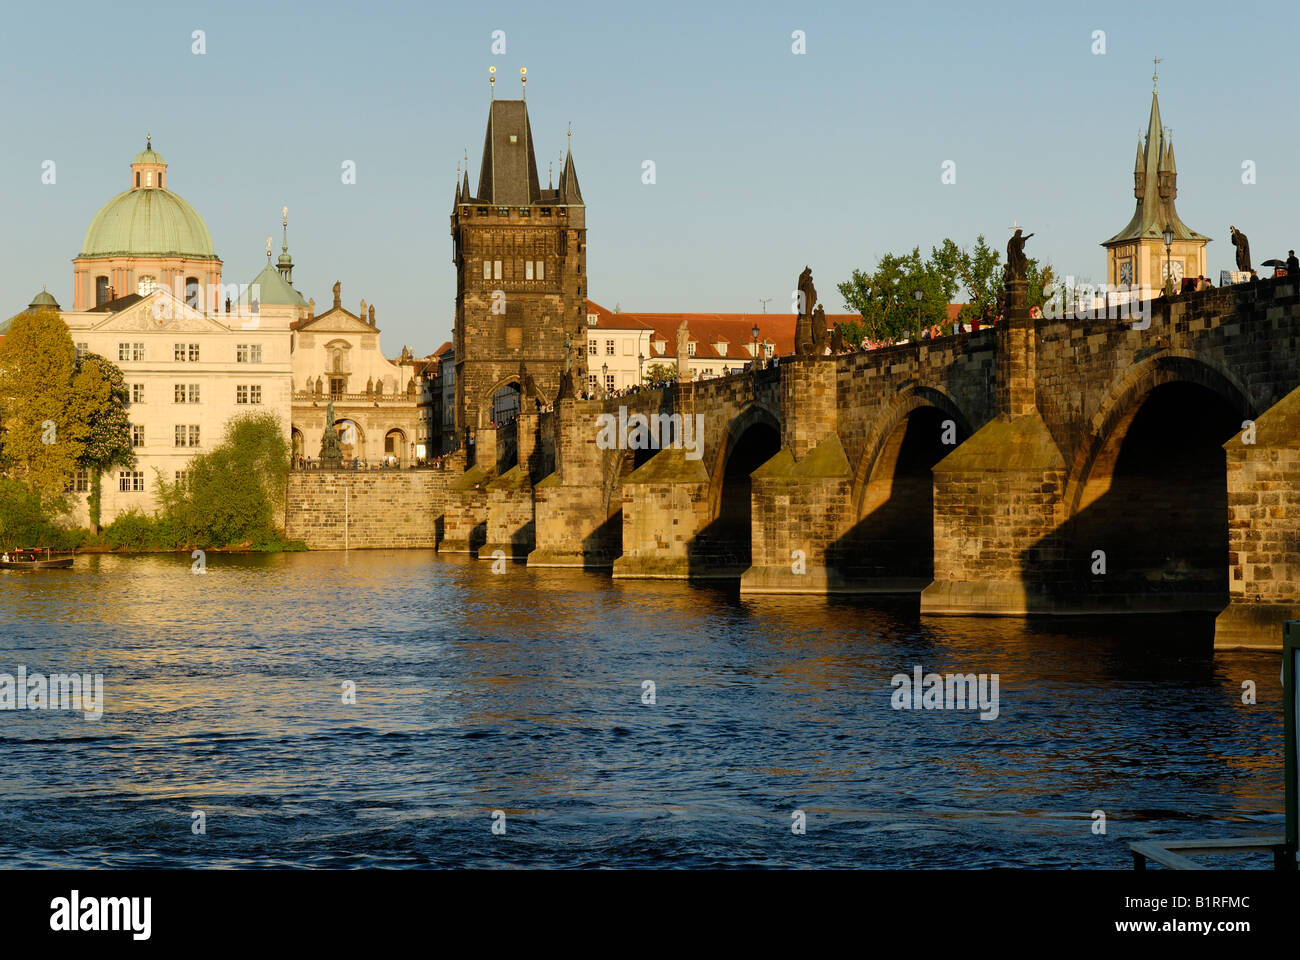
[
  {"left": 1164, "top": 260, "right": 1185, "bottom": 284},
  {"left": 1119, "top": 261, "right": 1133, "bottom": 285}
]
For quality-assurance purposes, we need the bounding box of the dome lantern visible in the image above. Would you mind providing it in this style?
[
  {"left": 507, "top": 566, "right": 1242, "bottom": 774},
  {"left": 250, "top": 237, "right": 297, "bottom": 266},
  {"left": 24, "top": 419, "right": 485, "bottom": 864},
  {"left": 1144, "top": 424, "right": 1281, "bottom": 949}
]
[{"left": 131, "top": 133, "right": 168, "bottom": 190}]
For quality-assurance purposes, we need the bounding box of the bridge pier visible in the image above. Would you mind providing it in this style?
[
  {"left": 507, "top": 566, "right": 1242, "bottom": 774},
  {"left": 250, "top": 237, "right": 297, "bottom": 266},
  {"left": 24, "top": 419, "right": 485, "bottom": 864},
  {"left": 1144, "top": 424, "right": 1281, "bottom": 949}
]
[
  {"left": 527, "top": 396, "right": 618, "bottom": 568},
  {"left": 610, "top": 449, "right": 717, "bottom": 578},
  {"left": 1214, "top": 383, "right": 1300, "bottom": 648},
  {"left": 438, "top": 464, "right": 490, "bottom": 555}
]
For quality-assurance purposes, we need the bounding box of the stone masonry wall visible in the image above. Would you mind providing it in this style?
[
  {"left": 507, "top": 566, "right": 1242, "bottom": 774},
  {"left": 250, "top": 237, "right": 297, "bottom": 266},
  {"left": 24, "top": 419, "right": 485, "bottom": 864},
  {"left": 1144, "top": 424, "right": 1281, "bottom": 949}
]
[{"left": 285, "top": 470, "right": 454, "bottom": 549}]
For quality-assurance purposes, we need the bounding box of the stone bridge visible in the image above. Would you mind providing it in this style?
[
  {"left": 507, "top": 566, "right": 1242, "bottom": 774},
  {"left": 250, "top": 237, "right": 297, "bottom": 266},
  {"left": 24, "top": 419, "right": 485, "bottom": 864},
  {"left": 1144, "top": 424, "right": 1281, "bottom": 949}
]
[{"left": 436, "top": 277, "right": 1300, "bottom": 648}]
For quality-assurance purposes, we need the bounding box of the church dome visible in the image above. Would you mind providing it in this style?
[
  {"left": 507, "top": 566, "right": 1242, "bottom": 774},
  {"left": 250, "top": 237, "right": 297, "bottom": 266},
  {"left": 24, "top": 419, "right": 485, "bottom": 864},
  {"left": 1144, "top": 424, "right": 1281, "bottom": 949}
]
[{"left": 80, "top": 187, "right": 218, "bottom": 260}]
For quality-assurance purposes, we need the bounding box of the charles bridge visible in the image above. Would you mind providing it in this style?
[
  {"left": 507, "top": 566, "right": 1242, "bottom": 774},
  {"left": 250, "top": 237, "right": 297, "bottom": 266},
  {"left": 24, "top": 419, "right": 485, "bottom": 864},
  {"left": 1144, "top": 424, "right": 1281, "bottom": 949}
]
[{"left": 287, "top": 275, "right": 1300, "bottom": 649}]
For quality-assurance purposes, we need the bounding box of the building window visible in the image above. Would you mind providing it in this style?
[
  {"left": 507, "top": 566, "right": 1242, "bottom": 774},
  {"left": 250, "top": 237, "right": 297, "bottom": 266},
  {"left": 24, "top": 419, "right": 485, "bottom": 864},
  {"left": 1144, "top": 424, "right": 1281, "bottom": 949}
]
[
  {"left": 174, "top": 470, "right": 188, "bottom": 485},
  {"left": 497, "top": 207, "right": 509, "bottom": 216},
  {"left": 764, "top": 343, "right": 773, "bottom": 358},
  {"left": 131, "top": 383, "right": 144, "bottom": 404},
  {"left": 587, "top": 313, "right": 598, "bottom": 326},
  {"left": 95, "top": 276, "right": 110, "bottom": 306},
  {"left": 483, "top": 260, "right": 492, "bottom": 280},
  {"left": 605, "top": 374, "right": 615, "bottom": 393},
  {"left": 173, "top": 343, "right": 200, "bottom": 361},
  {"left": 73, "top": 469, "right": 90, "bottom": 493},
  {"left": 135, "top": 172, "right": 140, "bottom": 188},
  {"left": 236, "top": 343, "right": 262, "bottom": 363},
  {"left": 605, "top": 340, "right": 615, "bottom": 355},
  {"left": 493, "top": 260, "right": 503, "bottom": 280},
  {"left": 131, "top": 424, "right": 145, "bottom": 447},
  {"left": 118, "top": 343, "right": 131, "bottom": 361},
  {"left": 175, "top": 425, "right": 200, "bottom": 447},
  {"left": 137, "top": 275, "right": 156, "bottom": 296},
  {"left": 184, "top": 277, "right": 200, "bottom": 308},
  {"left": 236, "top": 384, "right": 263, "bottom": 405},
  {"left": 587, "top": 374, "right": 598, "bottom": 392},
  {"left": 330, "top": 377, "right": 345, "bottom": 399},
  {"left": 588, "top": 340, "right": 597, "bottom": 355},
  {"left": 688, "top": 341, "right": 697, "bottom": 357},
  {"left": 174, "top": 384, "right": 199, "bottom": 403},
  {"left": 145, "top": 171, "right": 152, "bottom": 187},
  {"left": 535, "top": 260, "right": 544, "bottom": 281},
  {"left": 119, "top": 471, "right": 144, "bottom": 492},
  {"left": 526, "top": 260, "right": 534, "bottom": 280},
  {"left": 75, "top": 342, "right": 88, "bottom": 359}
]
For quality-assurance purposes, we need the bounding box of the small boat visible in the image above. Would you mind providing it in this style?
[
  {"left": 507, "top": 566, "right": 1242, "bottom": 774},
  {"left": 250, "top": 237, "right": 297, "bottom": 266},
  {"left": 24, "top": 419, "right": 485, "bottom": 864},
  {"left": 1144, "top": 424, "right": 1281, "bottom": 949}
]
[{"left": 0, "top": 548, "right": 75, "bottom": 570}]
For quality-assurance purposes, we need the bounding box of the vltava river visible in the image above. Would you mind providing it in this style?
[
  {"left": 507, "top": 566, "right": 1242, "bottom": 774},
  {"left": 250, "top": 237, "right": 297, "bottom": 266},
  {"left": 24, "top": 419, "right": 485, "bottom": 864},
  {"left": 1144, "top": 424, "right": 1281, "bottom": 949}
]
[{"left": 0, "top": 551, "right": 1286, "bottom": 868}]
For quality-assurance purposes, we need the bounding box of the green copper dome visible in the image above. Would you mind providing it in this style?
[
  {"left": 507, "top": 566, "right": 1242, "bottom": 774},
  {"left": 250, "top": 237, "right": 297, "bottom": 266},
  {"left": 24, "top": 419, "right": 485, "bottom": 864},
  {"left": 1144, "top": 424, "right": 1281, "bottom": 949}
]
[
  {"left": 29, "top": 289, "right": 60, "bottom": 309},
  {"left": 79, "top": 187, "right": 218, "bottom": 260},
  {"left": 133, "top": 147, "right": 165, "bottom": 165}
]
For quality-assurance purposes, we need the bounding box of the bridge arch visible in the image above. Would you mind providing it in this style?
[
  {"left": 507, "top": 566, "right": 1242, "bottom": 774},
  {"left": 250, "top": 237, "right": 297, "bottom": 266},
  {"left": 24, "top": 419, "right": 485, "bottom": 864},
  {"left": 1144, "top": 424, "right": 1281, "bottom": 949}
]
[
  {"left": 705, "top": 402, "right": 783, "bottom": 522},
  {"left": 850, "top": 385, "right": 974, "bottom": 518},
  {"left": 1064, "top": 351, "right": 1253, "bottom": 518},
  {"left": 1060, "top": 351, "right": 1254, "bottom": 605},
  {"left": 844, "top": 385, "right": 974, "bottom": 581}
]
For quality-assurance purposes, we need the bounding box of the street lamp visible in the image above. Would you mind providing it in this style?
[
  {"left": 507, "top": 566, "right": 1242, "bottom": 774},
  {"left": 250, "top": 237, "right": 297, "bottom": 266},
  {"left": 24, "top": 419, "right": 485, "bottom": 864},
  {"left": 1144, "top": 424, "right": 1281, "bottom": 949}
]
[
  {"left": 1163, "top": 225, "right": 1175, "bottom": 297},
  {"left": 751, "top": 323, "right": 761, "bottom": 372},
  {"left": 601, "top": 362, "right": 608, "bottom": 398},
  {"left": 912, "top": 288, "right": 924, "bottom": 338},
  {"left": 638, "top": 351, "right": 644, "bottom": 384}
]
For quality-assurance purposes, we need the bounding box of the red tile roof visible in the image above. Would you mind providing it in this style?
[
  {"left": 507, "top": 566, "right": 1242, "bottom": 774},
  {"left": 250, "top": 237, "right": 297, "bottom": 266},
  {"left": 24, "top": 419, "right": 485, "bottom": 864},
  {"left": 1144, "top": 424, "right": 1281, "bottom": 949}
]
[{"left": 587, "top": 299, "right": 969, "bottom": 360}]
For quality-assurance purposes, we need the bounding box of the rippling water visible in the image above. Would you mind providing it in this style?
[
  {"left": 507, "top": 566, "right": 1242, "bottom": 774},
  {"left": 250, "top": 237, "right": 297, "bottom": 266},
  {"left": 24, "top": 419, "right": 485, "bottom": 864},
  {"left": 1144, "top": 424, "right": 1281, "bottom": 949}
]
[{"left": 0, "top": 551, "right": 1286, "bottom": 868}]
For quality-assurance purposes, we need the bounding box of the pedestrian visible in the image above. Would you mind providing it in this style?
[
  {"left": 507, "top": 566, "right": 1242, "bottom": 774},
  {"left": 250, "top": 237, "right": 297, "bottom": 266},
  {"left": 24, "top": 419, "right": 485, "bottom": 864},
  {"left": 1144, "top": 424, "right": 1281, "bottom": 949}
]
[{"left": 1287, "top": 250, "right": 1299, "bottom": 276}]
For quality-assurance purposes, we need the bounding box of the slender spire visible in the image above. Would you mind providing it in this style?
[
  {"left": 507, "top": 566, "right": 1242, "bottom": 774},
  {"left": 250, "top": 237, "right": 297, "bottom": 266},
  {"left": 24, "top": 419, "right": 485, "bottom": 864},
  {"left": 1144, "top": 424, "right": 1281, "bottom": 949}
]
[{"left": 277, "top": 206, "right": 295, "bottom": 281}]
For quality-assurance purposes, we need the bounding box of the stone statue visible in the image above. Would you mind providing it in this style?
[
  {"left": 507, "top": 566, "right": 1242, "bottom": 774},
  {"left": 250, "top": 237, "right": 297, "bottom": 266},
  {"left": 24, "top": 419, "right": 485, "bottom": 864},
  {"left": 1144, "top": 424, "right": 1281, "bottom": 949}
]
[
  {"left": 1230, "top": 225, "right": 1251, "bottom": 273},
  {"left": 812, "top": 304, "right": 829, "bottom": 356},
  {"left": 308, "top": 297, "right": 315, "bottom": 318},
  {"left": 556, "top": 333, "right": 576, "bottom": 400},
  {"left": 795, "top": 266, "right": 817, "bottom": 356},
  {"left": 359, "top": 299, "right": 366, "bottom": 321},
  {"left": 368, "top": 305, "right": 376, "bottom": 326},
  {"left": 1005, "top": 228, "right": 1034, "bottom": 283},
  {"left": 830, "top": 318, "right": 844, "bottom": 354},
  {"left": 332, "top": 281, "right": 341, "bottom": 307},
  {"left": 676, "top": 318, "right": 690, "bottom": 352},
  {"left": 563, "top": 332, "right": 573, "bottom": 374},
  {"left": 319, "top": 399, "right": 343, "bottom": 469}
]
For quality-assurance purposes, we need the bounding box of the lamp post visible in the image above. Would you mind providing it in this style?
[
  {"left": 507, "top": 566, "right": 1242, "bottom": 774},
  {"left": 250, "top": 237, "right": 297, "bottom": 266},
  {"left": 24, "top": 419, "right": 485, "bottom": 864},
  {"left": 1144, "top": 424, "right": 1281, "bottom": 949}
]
[
  {"left": 912, "top": 288, "right": 924, "bottom": 338},
  {"left": 1163, "top": 225, "right": 1175, "bottom": 297},
  {"left": 601, "top": 362, "right": 609, "bottom": 398},
  {"left": 638, "top": 351, "right": 644, "bottom": 385},
  {"left": 751, "top": 323, "right": 761, "bottom": 373}
]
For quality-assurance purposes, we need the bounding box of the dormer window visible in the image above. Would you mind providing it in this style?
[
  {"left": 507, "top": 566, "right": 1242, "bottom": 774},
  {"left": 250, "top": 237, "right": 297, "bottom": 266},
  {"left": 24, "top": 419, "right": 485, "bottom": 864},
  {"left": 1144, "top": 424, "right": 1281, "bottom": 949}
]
[
  {"left": 587, "top": 313, "right": 598, "bottom": 326},
  {"left": 715, "top": 342, "right": 728, "bottom": 356},
  {"left": 687, "top": 341, "right": 696, "bottom": 357}
]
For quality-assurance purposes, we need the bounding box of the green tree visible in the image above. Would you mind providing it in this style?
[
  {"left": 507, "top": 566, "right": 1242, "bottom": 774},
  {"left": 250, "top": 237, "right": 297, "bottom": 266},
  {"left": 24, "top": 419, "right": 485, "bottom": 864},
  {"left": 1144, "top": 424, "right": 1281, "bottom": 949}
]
[
  {"left": 837, "top": 245, "right": 959, "bottom": 342},
  {"left": 156, "top": 413, "right": 291, "bottom": 548},
  {"left": 644, "top": 362, "right": 677, "bottom": 383},
  {"left": 75, "top": 353, "right": 134, "bottom": 532},
  {"left": 0, "top": 308, "right": 83, "bottom": 501}
]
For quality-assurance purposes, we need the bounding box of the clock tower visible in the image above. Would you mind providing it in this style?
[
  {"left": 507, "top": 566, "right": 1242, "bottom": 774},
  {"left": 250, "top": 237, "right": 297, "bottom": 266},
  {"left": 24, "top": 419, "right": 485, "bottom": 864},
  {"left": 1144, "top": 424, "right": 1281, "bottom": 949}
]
[{"left": 1101, "top": 72, "right": 1209, "bottom": 297}]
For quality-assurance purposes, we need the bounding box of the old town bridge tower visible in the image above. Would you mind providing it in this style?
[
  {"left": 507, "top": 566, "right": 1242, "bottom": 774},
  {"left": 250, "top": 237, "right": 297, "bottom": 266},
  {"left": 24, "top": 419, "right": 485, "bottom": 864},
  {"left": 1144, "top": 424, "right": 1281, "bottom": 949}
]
[{"left": 451, "top": 75, "right": 587, "bottom": 455}]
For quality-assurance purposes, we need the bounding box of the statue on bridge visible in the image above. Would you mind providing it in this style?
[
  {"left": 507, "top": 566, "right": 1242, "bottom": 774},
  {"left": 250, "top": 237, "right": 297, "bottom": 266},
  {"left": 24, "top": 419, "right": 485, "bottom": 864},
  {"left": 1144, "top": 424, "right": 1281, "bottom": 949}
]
[
  {"left": 556, "top": 332, "right": 576, "bottom": 399},
  {"left": 1230, "top": 225, "right": 1251, "bottom": 273},
  {"left": 319, "top": 398, "right": 343, "bottom": 469},
  {"left": 795, "top": 266, "right": 818, "bottom": 356},
  {"left": 1005, "top": 228, "right": 1034, "bottom": 284},
  {"left": 812, "top": 304, "right": 830, "bottom": 356}
]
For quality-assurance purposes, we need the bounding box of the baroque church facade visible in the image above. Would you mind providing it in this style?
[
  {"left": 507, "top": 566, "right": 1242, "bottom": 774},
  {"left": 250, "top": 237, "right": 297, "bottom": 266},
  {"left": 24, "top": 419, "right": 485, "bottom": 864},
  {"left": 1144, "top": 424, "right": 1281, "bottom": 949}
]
[{"left": 9, "top": 139, "right": 435, "bottom": 525}]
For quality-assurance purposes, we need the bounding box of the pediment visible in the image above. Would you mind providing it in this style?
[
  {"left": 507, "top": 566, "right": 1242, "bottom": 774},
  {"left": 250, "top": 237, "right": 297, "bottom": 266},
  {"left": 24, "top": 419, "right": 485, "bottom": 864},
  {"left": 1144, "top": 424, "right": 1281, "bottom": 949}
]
[
  {"left": 297, "top": 307, "right": 373, "bottom": 333},
  {"left": 90, "top": 291, "right": 233, "bottom": 333}
]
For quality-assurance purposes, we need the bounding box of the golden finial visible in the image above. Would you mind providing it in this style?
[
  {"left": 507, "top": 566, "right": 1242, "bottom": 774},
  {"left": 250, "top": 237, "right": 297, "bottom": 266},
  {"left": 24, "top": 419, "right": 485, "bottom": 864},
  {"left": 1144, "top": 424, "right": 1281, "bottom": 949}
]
[
  {"left": 489, "top": 65, "right": 495, "bottom": 98},
  {"left": 521, "top": 66, "right": 527, "bottom": 98},
  {"left": 1152, "top": 57, "right": 1161, "bottom": 92},
  {"left": 266, "top": 236, "right": 273, "bottom": 261}
]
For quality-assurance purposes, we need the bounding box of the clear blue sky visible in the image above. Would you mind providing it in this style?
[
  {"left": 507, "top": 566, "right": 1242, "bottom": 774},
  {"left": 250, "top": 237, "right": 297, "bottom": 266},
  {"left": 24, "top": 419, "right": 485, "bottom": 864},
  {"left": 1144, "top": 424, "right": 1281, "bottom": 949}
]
[{"left": 2, "top": 0, "right": 1295, "bottom": 353}]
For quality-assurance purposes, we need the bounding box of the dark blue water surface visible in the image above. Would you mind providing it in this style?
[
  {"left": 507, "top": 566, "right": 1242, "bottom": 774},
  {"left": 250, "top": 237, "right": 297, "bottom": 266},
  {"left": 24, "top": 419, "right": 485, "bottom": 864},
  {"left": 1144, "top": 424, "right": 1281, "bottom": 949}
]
[{"left": 0, "top": 551, "right": 1286, "bottom": 868}]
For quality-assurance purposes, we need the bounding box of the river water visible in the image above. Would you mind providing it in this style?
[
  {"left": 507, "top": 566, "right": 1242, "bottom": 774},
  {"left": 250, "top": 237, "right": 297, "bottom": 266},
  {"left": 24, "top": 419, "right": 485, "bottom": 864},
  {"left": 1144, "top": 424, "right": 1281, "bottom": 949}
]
[{"left": 0, "top": 551, "right": 1286, "bottom": 868}]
